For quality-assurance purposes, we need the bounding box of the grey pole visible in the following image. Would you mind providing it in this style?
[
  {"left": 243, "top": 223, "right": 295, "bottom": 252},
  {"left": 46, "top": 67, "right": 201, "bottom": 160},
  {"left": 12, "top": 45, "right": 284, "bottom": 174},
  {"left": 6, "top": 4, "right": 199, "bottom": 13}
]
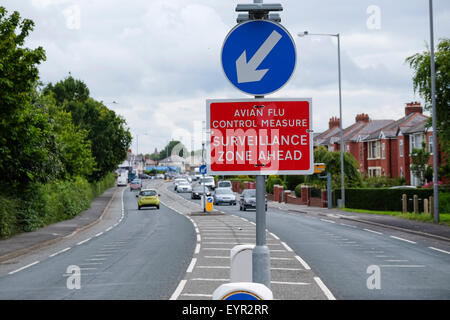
[
  {"left": 327, "top": 172, "right": 332, "bottom": 209},
  {"left": 429, "top": 0, "right": 439, "bottom": 222},
  {"left": 253, "top": 92, "right": 271, "bottom": 288},
  {"left": 337, "top": 33, "right": 345, "bottom": 208},
  {"left": 202, "top": 142, "right": 206, "bottom": 213}
]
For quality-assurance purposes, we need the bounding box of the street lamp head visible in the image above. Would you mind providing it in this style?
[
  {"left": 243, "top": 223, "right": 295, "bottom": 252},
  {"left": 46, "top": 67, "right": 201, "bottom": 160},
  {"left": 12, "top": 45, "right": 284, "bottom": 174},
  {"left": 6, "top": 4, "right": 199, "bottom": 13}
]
[{"left": 297, "top": 31, "right": 308, "bottom": 37}]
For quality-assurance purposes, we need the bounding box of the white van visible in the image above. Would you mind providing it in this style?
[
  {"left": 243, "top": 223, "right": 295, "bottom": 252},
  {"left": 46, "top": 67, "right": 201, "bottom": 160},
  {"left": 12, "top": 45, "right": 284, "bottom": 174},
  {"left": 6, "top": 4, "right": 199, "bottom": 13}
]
[{"left": 117, "top": 172, "right": 128, "bottom": 186}]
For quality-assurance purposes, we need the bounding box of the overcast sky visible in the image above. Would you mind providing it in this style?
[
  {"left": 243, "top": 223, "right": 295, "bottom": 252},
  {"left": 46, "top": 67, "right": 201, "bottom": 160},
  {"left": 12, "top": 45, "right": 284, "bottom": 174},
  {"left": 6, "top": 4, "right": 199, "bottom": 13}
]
[{"left": 3, "top": 0, "right": 449, "bottom": 155}]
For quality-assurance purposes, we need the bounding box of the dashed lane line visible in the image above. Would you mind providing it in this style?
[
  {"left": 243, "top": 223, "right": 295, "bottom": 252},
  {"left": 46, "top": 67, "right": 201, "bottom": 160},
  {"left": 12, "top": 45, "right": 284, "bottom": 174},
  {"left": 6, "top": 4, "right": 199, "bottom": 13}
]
[{"left": 8, "top": 261, "right": 40, "bottom": 275}]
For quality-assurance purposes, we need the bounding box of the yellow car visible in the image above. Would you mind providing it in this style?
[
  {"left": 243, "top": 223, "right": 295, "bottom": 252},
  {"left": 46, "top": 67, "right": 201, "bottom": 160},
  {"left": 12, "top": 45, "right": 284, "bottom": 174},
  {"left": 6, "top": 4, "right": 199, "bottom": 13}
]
[{"left": 137, "top": 189, "right": 160, "bottom": 210}]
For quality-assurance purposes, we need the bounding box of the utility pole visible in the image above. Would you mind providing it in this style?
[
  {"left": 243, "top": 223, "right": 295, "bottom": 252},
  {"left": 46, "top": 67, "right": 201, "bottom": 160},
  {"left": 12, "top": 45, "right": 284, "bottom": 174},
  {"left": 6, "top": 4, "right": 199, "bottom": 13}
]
[{"left": 429, "top": 0, "right": 439, "bottom": 223}]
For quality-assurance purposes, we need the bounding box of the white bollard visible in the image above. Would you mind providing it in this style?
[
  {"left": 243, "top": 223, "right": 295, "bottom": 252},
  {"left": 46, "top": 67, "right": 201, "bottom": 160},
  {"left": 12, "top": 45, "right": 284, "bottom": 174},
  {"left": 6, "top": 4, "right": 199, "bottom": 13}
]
[{"left": 230, "top": 244, "right": 255, "bottom": 282}]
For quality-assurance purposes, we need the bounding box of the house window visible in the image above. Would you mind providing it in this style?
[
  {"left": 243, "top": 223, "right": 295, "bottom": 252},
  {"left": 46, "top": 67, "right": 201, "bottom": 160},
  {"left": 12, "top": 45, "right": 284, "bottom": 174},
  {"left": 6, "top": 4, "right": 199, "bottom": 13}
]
[
  {"left": 368, "top": 167, "right": 381, "bottom": 177},
  {"left": 381, "top": 142, "right": 385, "bottom": 159},
  {"left": 368, "top": 141, "right": 380, "bottom": 159},
  {"left": 346, "top": 144, "right": 350, "bottom": 152},
  {"left": 428, "top": 135, "right": 433, "bottom": 154},
  {"left": 399, "top": 139, "right": 403, "bottom": 157},
  {"left": 400, "top": 167, "right": 404, "bottom": 178}
]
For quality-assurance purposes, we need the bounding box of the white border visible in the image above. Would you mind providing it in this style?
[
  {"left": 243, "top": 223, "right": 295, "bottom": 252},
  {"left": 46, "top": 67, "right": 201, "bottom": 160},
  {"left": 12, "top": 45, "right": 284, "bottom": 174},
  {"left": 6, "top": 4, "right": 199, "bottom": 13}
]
[
  {"left": 220, "top": 20, "right": 297, "bottom": 97},
  {"left": 206, "top": 98, "right": 314, "bottom": 176}
]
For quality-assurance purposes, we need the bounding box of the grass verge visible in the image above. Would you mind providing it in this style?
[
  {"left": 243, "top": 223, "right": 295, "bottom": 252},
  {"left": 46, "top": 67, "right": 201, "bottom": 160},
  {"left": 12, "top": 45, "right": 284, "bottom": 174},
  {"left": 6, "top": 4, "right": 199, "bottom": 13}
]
[{"left": 342, "top": 208, "right": 450, "bottom": 227}]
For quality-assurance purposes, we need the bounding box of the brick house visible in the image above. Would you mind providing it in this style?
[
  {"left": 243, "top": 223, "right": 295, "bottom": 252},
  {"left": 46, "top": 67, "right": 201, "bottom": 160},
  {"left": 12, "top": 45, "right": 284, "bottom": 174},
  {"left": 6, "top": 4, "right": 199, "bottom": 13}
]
[{"left": 314, "top": 102, "right": 442, "bottom": 186}]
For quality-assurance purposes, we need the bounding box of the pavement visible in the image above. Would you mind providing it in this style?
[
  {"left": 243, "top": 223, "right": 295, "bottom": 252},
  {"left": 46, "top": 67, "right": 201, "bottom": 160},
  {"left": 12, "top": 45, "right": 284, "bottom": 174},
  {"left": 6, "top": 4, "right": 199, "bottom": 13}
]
[
  {"left": 268, "top": 201, "right": 450, "bottom": 242},
  {"left": 0, "top": 187, "right": 118, "bottom": 263}
]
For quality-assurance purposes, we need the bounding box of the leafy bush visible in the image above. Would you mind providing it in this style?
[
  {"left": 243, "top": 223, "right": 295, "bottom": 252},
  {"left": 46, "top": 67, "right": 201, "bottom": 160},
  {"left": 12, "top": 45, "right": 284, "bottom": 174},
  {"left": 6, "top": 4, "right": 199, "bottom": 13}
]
[
  {"left": 0, "top": 196, "right": 18, "bottom": 238},
  {"left": 0, "top": 173, "right": 116, "bottom": 237},
  {"left": 440, "top": 192, "right": 450, "bottom": 213},
  {"left": 294, "top": 184, "right": 303, "bottom": 198}
]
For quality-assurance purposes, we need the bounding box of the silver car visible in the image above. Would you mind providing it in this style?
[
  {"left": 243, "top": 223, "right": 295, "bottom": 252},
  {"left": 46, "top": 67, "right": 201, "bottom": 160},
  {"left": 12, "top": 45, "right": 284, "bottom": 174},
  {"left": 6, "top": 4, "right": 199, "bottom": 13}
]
[{"left": 213, "top": 188, "right": 236, "bottom": 205}]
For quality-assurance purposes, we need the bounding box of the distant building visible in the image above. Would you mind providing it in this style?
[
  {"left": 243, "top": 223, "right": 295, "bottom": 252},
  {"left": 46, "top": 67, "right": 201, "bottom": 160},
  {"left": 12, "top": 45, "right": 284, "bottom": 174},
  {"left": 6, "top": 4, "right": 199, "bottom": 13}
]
[{"left": 314, "top": 102, "right": 445, "bottom": 186}]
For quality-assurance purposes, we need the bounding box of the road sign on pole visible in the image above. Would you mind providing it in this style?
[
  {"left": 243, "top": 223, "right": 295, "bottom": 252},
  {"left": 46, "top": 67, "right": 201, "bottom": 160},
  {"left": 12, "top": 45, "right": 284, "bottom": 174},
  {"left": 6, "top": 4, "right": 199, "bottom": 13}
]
[
  {"left": 199, "top": 164, "right": 207, "bottom": 175},
  {"left": 206, "top": 98, "right": 313, "bottom": 175},
  {"left": 221, "top": 20, "right": 296, "bottom": 96}
]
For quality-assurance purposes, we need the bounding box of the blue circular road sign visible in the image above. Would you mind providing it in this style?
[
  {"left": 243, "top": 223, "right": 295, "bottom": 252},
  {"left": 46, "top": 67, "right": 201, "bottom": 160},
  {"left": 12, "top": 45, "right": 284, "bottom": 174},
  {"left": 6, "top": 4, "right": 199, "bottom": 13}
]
[{"left": 221, "top": 20, "right": 296, "bottom": 96}]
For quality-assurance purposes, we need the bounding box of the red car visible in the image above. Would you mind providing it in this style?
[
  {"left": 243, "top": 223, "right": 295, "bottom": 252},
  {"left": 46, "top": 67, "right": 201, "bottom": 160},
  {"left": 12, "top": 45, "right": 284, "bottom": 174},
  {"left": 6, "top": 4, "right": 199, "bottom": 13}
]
[{"left": 130, "top": 179, "right": 142, "bottom": 192}]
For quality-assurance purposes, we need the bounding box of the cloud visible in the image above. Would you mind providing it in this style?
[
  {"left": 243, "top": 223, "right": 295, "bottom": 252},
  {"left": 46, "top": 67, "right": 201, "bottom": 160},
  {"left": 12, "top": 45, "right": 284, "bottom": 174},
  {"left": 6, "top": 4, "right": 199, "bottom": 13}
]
[{"left": 2, "top": 0, "right": 449, "bottom": 155}]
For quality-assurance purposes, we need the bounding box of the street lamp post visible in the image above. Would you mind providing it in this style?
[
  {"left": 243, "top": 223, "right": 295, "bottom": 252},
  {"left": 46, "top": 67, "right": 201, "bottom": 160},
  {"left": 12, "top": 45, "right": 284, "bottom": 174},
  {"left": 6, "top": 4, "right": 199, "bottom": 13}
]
[
  {"left": 428, "top": 0, "right": 439, "bottom": 222},
  {"left": 298, "top": 31, "right": 345, "bottom": 208}
]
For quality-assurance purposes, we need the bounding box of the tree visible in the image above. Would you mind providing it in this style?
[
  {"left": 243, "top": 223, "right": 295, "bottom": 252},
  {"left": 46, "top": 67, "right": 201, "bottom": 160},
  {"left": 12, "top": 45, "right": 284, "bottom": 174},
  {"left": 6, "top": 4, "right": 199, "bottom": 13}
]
[
  {"left": 410, "top": 142, "right": 431, "bottom": 186},
  {"left": 0, "top": 7, "right": 62, "bottom": 190},
  {"left": 406, "top": 38, "right": 450, "bottom": 175},
  {"left": 311, "top": 146, "right": 362, "bottom": 188},
  {"left": 44, "top": 77, "right": 132, "bottom": 181}
]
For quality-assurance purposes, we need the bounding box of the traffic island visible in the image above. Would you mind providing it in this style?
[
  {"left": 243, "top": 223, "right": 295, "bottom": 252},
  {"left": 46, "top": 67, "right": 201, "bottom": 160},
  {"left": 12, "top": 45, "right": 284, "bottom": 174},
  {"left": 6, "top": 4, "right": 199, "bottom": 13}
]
[{"left": 189, "top": 211, "right": 226, "bottom": 216}]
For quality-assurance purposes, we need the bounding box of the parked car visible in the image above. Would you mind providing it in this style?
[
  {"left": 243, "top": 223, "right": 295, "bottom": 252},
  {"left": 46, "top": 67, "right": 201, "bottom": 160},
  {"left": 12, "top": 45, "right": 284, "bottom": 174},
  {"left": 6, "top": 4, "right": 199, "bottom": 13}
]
[
  {"left": 156, "top": 173, "right": 165, "bottom": 179},
  {"left": 177, "top": 180, "right": 192, "bottom": 193},
  {"left": 213, "top": 188, "right": 236, "bottom": 205},
  {"left": 130, "top": 179, "right": 142, "bottom": 192},
  {"left": 239, "top": 189, "right": 267, "bottom": 211},
  {"left": 173, "top": 178, "right": 188, "bottom": 191},
  {"left": 139, "top": 173, "right": 152, "bottom": 180},
  {"left": 137, "top": 189, "right": 160, "bottom": 210},
  {"left": 199, "top": 176, "right": 216, "bottom": 190},
  {"left": 217, "top": 180, "right": 232, "bottom": 189},
  {"left": 191, "top": 185, "right": 212, "bottom": 199}
]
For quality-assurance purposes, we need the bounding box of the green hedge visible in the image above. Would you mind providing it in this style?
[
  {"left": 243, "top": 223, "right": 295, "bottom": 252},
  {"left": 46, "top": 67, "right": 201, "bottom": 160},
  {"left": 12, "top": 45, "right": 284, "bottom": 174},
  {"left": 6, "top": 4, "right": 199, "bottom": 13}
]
[
  {"left": 0, "top": 173, "right": 116, "bottom": 238},
  {"left": 332, "top": 188, "right": 446, "bottom": 212},
  {"left": 266, "top": 176, "right": 286, "bottom": 194}
]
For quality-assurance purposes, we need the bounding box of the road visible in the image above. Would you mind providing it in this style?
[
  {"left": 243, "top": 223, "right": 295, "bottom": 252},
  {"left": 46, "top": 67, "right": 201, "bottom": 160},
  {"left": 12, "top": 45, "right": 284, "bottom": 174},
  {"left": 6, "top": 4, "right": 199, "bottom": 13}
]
[
  {"left": 170, "top": 181, "right": 450, "bottom": 300},
  {"left": 0, "top": 179, "right": 449, "bottom": 300},
  {"left": 0, "top": 186, "right": 195, "bottom": 299}
]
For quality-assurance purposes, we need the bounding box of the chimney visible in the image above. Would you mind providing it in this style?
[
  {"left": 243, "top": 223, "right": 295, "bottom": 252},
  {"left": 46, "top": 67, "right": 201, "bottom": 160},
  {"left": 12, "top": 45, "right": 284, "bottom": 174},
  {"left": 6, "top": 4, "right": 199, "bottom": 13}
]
[
  {"left": 355, "top": 113, "right": 370, "bottom": 123},
  {"left": 405, "top": 101, "right": 423, "bottom": 116},
  {"left": 329, "top": 116, "right": 340, "bottom": 129}
]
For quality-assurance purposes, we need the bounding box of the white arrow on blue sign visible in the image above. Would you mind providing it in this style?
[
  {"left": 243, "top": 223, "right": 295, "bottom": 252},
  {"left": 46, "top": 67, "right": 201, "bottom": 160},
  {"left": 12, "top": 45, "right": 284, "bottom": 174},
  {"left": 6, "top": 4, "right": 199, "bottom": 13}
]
[
  {"left": 221, "top": 20, "right": 296, "bottom": 96},
  {"left": 199, "top": 164, "right": 207, "bottom": 175}
]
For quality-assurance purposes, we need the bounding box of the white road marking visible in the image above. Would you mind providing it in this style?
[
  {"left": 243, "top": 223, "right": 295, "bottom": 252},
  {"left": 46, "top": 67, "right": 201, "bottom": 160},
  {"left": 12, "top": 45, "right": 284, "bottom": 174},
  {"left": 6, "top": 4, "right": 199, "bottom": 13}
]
[
  {"left": 85, "top": 258, "right": 106, "bottom": 261},
  {"left": 186, "top": 258, "right": 197, "bottom": 273},
  {"left": 385, "top": 260, "right": 409, "bottom": 262},
  {"left": 191, "top": 278, "right": 229, "bottom": 281},
  {"left": 340, "top": 223, "right": 357, "bottom": 228},
  {"left": 271, "top": 257, "right": 294, "bottom": 260},
  {"left": 197, "top": 234, "right": 201, "bottom": 242},
  {"left": 271, "top": 268, "right": 304, "bottom": 271},
  {"left": 281, "top": 242, "right": 293, "bottom": 252},
  {"left": 390, "top": 236, "right": 417, "bottom": 244},
  {"left": 95, "top": 232, "right": 103, "bottom": 237},
  {"left": 196, "top": 266, "right": 230, "bottom": 269},
  {"left": 8, "top": 261, "right": 40, "bottom": 275},
  {"left": 429, "top": 247, "right": 450, "bottom": 255},
  {"left": 105, "top": 226, "right": 113, "bottom": 232},
  {"left": 77, "top": 238, "right": 91, "bottom": 245},
  {"left": 195, "top": 243, "right": 201, "bottom": 254},
  {"left": 170, "top": 279, "right": 187, "bottom": 300},
  {"left": 364, "top": 228, "right": 383, "bottom": 235},
  {"left": 314, "top": 277, "right": 336, "bottom": 300},
  {"left": 181, "top": 293, "right": 212, "bottom": 298},
  {"left": 270, "top": 232, "right": 280, "bottom": 240},
  {"left": 49, "top": 247, "right": 71, "bottom": 258},
  {"left": 295, "top": 255, "right": 311, "bottom": 270},
  {"left": 380, "top": 265, "right": 425, "bottom": 268},
  {"left": 320, "top": 219, "right": 336, "bottom": 224},
  {"left": 205, "top": 256, "right": 228, "bottom": 259}
]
